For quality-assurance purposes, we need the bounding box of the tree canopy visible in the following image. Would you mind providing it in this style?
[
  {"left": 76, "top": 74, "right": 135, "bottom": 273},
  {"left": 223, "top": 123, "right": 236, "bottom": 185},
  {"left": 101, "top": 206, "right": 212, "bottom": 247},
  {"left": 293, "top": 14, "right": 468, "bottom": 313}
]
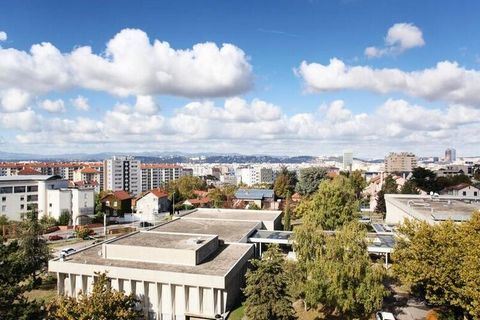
[
  {"left": 167, "top": 176, "right": 207, "bottom": 200},
  {"left": 295, "top": 176, "right": 359, "bottom": 229},
  {"left": 243, "top": 244, "right": 295, "bottom": 320},
  {"left": 47, "top": 272, "right": 142, "bottom": 320},
  {"left": 349, "top": 170, "right": 367, "bottom": 200},
  {"left": 274, "top": 166, "right": 297, "bottom": 199},
  {"left": 295, "top": 167, "right": 327, "bottom": 196},
  {"left": 393, "top": 212, "right": 480, "bottom": 318}
]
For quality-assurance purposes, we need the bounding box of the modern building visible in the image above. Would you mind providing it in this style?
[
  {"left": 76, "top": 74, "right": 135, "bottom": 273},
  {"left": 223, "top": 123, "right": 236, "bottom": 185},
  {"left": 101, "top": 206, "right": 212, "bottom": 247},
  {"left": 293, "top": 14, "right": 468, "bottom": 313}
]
[
  {"left": 49, "top": 208, "right": 282, "bottom": 320},
  {"left": 385, "top": 194, "right": 480, "bottom": 225},
  {"left": 342, "top": 151, "right": 353, "bottom": 171},
  {"left": 384, "top": 152, "right": 417, "bottom": 173},
  {"left": 103, "top": 156, "right": 142, "bottom": 195},
  {"left": 444, "top": 148, "right": 457, "bottom": 163},
  {"left": 238, "top": 167, "right": 274, "bottom": 186},
  {"left": 141, "top": 164, "right": 182, "bottom": 192},
  {"left": 0, "top": 175, "right": 94, "bottom": 224},
  {"left": 135, "top": 189, "right": 171, "bottom": 221}
]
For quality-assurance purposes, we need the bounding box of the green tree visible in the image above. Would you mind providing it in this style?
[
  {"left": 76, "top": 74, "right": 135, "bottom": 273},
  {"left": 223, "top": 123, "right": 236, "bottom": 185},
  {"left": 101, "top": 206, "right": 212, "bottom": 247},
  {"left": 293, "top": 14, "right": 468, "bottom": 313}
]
[
  {"left": 167, "top": 176, "right": 207, "bottom": 200},
  {"left": 295, "top": 167, "right": 327, "bottom": 196},
  {"left": 296, "top": 176, "right": 359, "bottom": 230},
  {"left": 392, "top": 213, "right": 480, "bottom": 318},
  {"left": 283, "top": 192, "right": 292, "bottom": 231},
  {"left": 274, "top": 166, "right": 297, "bottom": 198},
  {"left": 248, "top": 202, "right": 261, "bottom": 210},
  {"left": 208, "top": 188, "right": 226, "bottom": 208},
  {"left": 47, "top": 272, "right": 142, "bottom": 320},
  {"left": 0, "top": 214, "right": 9, "bottom": 226},
  {"left": 243, "top": 244, "right": 295, "bottom": 320},
  {"left": 18, "top": 209, "right": 50, "bottom": 286},
  {"left": 349, "top": 170, "right": 367, "bottom": 200},
  {"left": 58, "top": 210, "right": 71, "bottom": 226},
  {"left": 303, "top": 222, "right": 386, "bottom": 318},
  {"left": 375, "top": 175, "right": 398, "bottom": 214},
  {"left": 0, "top": 239, "right": 45, "bottom": 320},
  {"left": 400, "top": 180, "right": 420, "bottom": 194},
  {"left": 411, "top": 167, "right": 440, "bottom": 193},
  {"left": 75, "top": 226, "right": 92, "bottom": 240}
]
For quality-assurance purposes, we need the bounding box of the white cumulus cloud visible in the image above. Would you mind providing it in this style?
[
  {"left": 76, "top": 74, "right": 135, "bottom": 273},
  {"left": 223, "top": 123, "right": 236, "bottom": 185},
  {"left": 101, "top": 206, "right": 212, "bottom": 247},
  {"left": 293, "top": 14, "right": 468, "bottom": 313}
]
[
  {"left": 0, "top": 31, "right": 6, "bottom": 42},
  {"left": 297, "top": 58, "right": 480, "bottom": 106},
  {"left": 365, "top": 23, "right": 425, "bottom": 58},
  {"left": 0, "top": 89, "right": 31, "bottom": 112},
  {"left": 71, "top": 95, "right": 90, "bottom": 111},
  {"left": 40, "top": 99, "right": 65, "bottom": 113}
]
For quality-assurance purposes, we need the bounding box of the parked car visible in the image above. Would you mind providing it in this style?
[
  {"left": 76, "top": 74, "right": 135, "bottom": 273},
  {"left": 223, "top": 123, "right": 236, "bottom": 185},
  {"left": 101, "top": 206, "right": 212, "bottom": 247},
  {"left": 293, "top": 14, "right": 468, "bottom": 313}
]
[
  {"left": 376, "top": 312, "right": 396, "bottom": 320},
  {"left": 66, "top": 233, "right": 76, "bottom": 239},
  {"left": 48, "top": 234, "right": 63, "bottom": 241},
  {"left": 60, "top": 248, "right": 76, "bottom": 256},
  {"left": 139, "top": 221, "right": 153, "bottom": 228}
]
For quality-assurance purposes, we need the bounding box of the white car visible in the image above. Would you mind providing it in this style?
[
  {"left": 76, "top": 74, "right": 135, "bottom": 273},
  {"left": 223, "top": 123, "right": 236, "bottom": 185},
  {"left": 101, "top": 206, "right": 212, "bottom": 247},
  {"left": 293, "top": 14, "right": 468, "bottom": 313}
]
[
  {"left": 376, "top": 312, "right": 396, "bottom": 320},
  {"left": 60, "top": 248, "right": 76, "bottom": 256}
]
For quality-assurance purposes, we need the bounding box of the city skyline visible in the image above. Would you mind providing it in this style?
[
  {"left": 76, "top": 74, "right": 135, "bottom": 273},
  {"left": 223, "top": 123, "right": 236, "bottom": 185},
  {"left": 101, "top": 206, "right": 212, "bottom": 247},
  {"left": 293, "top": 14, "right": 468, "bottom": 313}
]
[{"left": 1, "top": 1, "right": 480, "bottom": 157}]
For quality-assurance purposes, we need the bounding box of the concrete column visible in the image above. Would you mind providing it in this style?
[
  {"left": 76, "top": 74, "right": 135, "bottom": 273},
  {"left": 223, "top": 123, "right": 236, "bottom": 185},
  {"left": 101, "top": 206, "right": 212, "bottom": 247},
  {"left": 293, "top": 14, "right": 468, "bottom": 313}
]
[
  {"left": 156, "top": 282, "right": 162, "bottom": 319},
  {"left": 111, "top": 278, "right": 120, "bottom": 291},
  {"left": 198, "top": 286, "right": 203, "bottom": 315},
  {"left": 86, "top": 276, "right": 94, "bottom": 295},
  {"left": 170, "top": 284, "right": 175, "bottom": 319},
  {"left": 57, "top": 273, "right": 65, "bottom": 295},
  {"left": 69, "top": 273, "right": 76, "bottom": 298}
]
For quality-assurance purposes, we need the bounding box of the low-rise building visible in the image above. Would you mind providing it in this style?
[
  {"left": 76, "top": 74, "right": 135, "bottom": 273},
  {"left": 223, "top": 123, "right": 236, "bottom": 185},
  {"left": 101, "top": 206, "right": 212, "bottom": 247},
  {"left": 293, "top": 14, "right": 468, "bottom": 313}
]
[
  {"left": 100, "top": 190, "right": 133, "bottom": 216},
  {"left": 385, "top": 194, "right": 480, "bottom": 225},
  {"left": 49, "top": 208, "right": 282, "bottom": 319},
  {"left": 135, "top": 189, "right": 170, "bottom": 221},
  {"left": 440, "top": 184, "right": 480, "bottom": 198},
  {"left": 234, "top": 188, "right": 275, "bottom": 209}
]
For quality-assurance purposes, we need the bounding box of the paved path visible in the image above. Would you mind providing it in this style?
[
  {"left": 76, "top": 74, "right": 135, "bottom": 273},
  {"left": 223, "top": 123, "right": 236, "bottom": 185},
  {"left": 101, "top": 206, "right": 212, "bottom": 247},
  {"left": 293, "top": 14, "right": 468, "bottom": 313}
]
[{"left": 394, "top": 299, "right": 429, "bottom": 320}]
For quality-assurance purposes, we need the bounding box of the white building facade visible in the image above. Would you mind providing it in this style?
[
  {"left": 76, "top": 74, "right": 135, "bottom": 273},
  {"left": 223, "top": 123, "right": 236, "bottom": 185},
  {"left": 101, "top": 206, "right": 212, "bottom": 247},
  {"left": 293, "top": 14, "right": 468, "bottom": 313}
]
[
  {"left": 141, "top": 164, "right": 182, "bottom": 192},
  {"left": 103, "top": 156, "right": 142, "bottom": 195}
]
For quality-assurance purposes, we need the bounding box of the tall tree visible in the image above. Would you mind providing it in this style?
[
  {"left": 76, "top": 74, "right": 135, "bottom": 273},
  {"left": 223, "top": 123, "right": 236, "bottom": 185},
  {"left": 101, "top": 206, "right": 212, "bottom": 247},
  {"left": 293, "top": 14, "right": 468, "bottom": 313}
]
[
  {"left": 243, "top": 244, "right": 295, "bottom": 320},
  {"left": 296, "top": 176, "right": 359, "bottom": 230},
  {"left": 283, "top": 192, "right": 292, "bottom": 231},
  {"left": 295, "top": 167, "right": 327, "bottom": 196},
  {"left": 167, "top": 176, "right": 207, "bottom": 200},
  {"left": 392, "top": 212, "right": 480, "bottom": 318},
  {"left": 274, "top": 166, "right": 297, "bottom": 199},
  {"left": 400, "top": 180, "right": 420, "bottom": 194},
  {"left": 299, "top": 222, "right": 386, "bottom": 317},
  {"left": 411, "top": 167, "right": 440, "bottom": 193},
  {"left": 375, "top": 175, "right": 398, "bottom": 214},
  {"left": 349, "top": 170, "right": 367, "bottom": 200},
  {"left": 47, "top": 272, "right": 142, "bottom": 320}
]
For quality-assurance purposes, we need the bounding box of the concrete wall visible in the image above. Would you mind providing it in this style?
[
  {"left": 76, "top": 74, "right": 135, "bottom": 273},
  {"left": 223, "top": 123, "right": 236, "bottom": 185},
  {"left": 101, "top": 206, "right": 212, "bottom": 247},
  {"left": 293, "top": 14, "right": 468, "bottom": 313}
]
[
  {"left": 0, "top": 180, "right": 38, "bottom": 220},
  {"left": 46, "top": 189, "right": 72, "bottom": 220}
]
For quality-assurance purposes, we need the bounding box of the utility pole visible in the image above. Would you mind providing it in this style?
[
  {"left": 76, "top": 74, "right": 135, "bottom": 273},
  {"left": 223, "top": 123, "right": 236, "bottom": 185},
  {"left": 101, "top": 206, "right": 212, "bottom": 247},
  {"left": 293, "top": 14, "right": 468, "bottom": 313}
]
[{"left": 103, "top": 213, "right": 107, "bottom": 240}]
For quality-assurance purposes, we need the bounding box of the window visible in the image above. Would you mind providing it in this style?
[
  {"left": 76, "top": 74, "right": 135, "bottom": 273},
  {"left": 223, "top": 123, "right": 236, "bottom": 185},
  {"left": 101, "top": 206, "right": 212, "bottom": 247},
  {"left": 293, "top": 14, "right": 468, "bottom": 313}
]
[
  {"left": 49, "top": 203, "right": 52, "bottom": 207},
  {"left": 20, "top": 196, "right": 24, "bottom": 201},
  {"left": 27, "top": 185, "right": 38, "bottom": 192},
  {"left": 1, "top": 197, "right": 5, "bottom": 202},
  {"left": 1, "top": 205, "right": 6, "bottom": 212},
  {"left": 14, "top": 186, "right": 26, "bottom": 193},
  {"left": 0, "top": 186, "right": 13, "bottom": 194},
  {"left": 475, "top": 192, "right": 478, "bottom": 197},
  {"left": 20, "top": 204, "right": 24, "bottom": 210},
  {"left": 27, "top": 195, "right": 38, "bottom": 202},
  {"left": 463, "top": 191, "right": 467, "bottom": 196}
]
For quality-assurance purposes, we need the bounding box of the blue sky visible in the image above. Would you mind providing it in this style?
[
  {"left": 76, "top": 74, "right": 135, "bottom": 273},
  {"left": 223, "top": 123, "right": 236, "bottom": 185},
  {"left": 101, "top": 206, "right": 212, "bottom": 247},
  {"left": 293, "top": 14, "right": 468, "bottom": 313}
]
[{"left": 0, "top": 0, "right": 479, "bottom": 157}]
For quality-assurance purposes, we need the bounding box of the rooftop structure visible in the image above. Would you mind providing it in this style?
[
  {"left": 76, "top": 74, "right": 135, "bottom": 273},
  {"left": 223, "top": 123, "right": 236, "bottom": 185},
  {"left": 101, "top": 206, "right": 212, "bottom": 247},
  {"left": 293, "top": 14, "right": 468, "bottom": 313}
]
[
  {"left": 49, "top": 208, "right": 281, "bottom": 319},
  {"left": 385, "top": 194, "right": 480, "bottom": 224}
]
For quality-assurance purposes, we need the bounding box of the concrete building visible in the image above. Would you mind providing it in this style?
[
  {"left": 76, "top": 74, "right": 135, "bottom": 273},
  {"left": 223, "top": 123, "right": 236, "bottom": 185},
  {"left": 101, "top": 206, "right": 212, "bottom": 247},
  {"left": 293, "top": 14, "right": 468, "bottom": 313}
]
[
  {"left": 103, "top": 156, "right": 142, "bottom": 195},
  {"left": 49, "top": 208, "right": 282, "bottom": 320},
  {"left": 0, "top": 175, "right": 94, "bottom": 224},
  {"left": 234, "top": 189, "right": 275, "bottom": 209},
  {"left": 343, "top": 151, "right": 353, "bottom": 171},
  {"left": 385, "top": 194, "right": 480, "bottom": 225},
  {"left": 385, "top": 152, "right": 417, "bottom": 173},
  {"left": 73, "top": 167, "right": 101, "bottom": 186},
  {"left": 135, "top": 189, "right": 171, "bottom": 221},
  {"left": 444, "top": 148, "right": 457, "bottom": 163},
  {"left": 238, "top": 167, "right": 274, "bottom": 186},
  {"left": 141, "top": 164, "right": 182, "bottom": 192},
  {"left": 436, "top": 164, "right": 474, "bottom": 177}
]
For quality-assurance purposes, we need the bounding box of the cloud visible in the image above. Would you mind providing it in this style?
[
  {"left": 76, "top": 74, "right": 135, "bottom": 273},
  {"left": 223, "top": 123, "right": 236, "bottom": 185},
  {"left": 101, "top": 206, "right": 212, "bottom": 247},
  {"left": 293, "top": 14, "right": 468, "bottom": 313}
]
[
  {"left": 365, "top": 23, "right": 425, "bottom": 58},
  {"left": 134, "top": 95, "right": 158, "bottom": 115},
  {"left": 0, "top": 31, "right": 6, "bottom": 42},
  {"left": 296, "top": 58, "right": 480, "bottom": 106},
  {"left": 0, "top": 89, "right": 31, "bottom": 112},
  {"left": 2, "top": 97, "right": 480, "bottom": 156},
  {"left": 71, "top": 95, "right": 90, "bottom": 111},
  {"left": 40, "top": 99, "right": 65, "bottom": 113},
  {"left": 0, "top": 28, "right": 253, "bottom": 100}
]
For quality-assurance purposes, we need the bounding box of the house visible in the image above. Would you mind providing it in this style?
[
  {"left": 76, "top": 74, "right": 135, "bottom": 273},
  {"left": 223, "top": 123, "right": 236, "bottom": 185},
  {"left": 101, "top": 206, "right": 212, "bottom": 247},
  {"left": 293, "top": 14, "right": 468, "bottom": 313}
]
[
  {"left": 135, "top": 189, "right": 171, "bottom": 221},
  {"left": 234, "top": 188, "right": 275, "bottom": 209},
  {"left": 100, "top": 190, "right": 132, "bottom": 216},
  {"left": 440, "top": 183, "right": 480, "bottom": 198},
  {"left": 183, "top": 197, "right": 212, "bottom": 208}
]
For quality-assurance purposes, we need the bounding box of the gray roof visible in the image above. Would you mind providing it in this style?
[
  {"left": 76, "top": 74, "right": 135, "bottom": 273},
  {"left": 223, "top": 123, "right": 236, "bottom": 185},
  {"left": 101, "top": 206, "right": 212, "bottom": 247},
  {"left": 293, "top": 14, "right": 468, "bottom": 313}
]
[
  {"left": 0, "top": 175, "right": 63, "bottom": 182},
  {"left": 235, "top": 189, "right": 274, "bottom": 200}
]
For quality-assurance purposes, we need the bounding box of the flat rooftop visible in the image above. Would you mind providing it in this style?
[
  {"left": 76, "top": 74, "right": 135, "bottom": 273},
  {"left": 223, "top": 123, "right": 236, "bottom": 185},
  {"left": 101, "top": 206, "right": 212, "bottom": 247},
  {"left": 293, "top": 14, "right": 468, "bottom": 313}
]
[
  {"left": 62, "top": 242, "right": 252, "bottom": 276},
  {"left": 112, "top": 231, "right": 216, "bottom": 250},
  {"left": 0, "top": 175, "right": 63, "bottom": 182},
  {"left": 386, "top": 194, "right": 480, "bottom": 222},
  {"left": 151, "top": 218, "right": 260, "bottom": 242},
  {"left": 184, "top": 208, "right": 281, "bottom": 223}
]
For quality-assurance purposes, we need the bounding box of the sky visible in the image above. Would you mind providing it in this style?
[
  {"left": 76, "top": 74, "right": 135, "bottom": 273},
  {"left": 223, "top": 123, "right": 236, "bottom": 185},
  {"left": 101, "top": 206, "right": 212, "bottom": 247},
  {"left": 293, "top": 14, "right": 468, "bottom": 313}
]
[{"left": 0, "top": 0, "right": 480, "bottom": 158}]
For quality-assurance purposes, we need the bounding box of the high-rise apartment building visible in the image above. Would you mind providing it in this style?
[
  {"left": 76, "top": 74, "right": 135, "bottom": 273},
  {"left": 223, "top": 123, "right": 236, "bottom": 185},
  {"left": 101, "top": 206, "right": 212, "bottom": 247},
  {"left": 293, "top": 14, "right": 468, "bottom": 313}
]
[
  {"left": 141, "top": 164, "right": 183, "bottom": 191},
  {"left": 238, "top": 167, "right": 274, "bottom": 186},
  {"left": 103, "top": 156, "right": 141, "bottom": 195},
  {"left": 385, "top": 152, "right": 417, "bottom": 173},
  {"left": 444, "top": 148, "right": 457, "bottom": 163},
  {"left": 343, "top": 151, "right": 353, "bottom": 171}
]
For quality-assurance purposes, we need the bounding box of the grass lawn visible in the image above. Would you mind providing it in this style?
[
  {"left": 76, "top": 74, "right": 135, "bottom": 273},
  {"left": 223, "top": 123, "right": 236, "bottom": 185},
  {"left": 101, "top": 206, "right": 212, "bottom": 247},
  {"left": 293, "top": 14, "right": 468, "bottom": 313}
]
[
  {"left": 25, "top": 288, "right": 57, "bottom": 304},
  {"left": 227, "top": 305, "right": 245, "bottom": 320}
]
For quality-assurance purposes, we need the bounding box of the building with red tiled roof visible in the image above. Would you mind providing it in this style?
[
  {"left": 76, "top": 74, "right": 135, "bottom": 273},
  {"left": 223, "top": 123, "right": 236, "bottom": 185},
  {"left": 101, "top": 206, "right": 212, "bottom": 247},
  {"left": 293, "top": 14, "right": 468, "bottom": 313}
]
[
  {"left": 100, "top": 191, "right": 133, "bottom": 216},
  {"left": 17, "top": 168, "right": 42, "bottom": 175},
  {"left": 135, "top": 188, "right": 171, "bottom": 221},
  {"left": 183, "top": 197, "right": 212, "bottom": 208}
]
